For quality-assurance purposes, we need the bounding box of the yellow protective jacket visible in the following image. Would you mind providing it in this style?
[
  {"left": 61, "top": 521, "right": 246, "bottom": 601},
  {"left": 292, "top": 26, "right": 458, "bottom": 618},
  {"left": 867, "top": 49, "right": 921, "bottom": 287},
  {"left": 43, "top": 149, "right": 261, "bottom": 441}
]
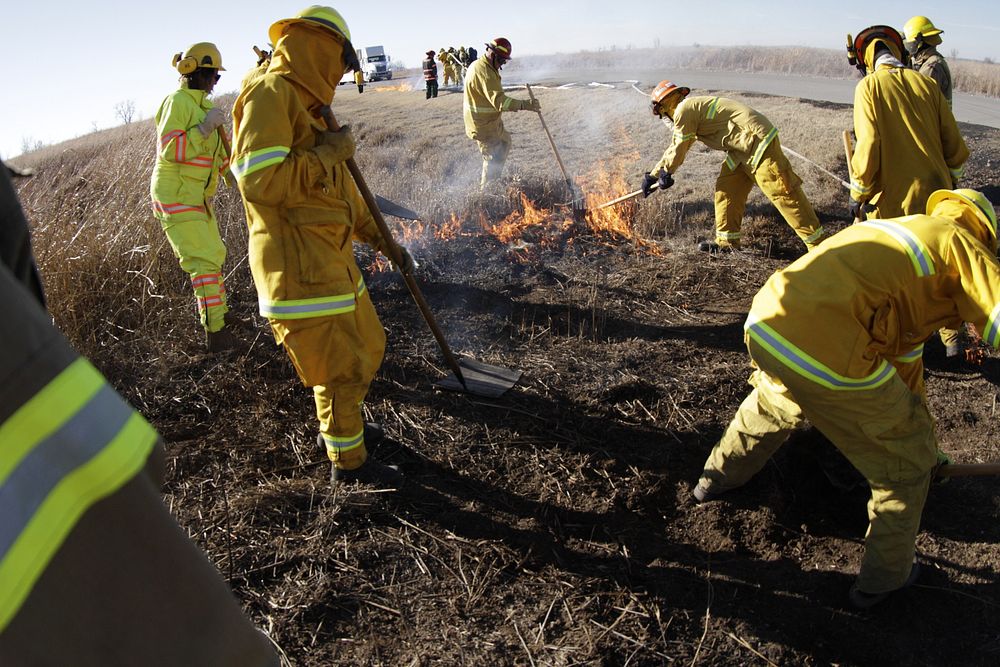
[
  {"left": 651, "top": 96, "right": 778, "bottom": 175},
  {"left": 232, "top": 26, "right": 387, "bottom": 321},
  {"left": 850, "top": 65, "right": 968, "bottom": 217},
  {"left": 913, "top": 47, "right": 952, "bottom": 106},
  {"left": 463, "top": 55, "right": 527, "bottom": 142},
  {"left": 745, "top": 203, "right": 1000, "bottom": 393},
  {"left": 150, "top": 86, "right": 227, "bottom": 222}
]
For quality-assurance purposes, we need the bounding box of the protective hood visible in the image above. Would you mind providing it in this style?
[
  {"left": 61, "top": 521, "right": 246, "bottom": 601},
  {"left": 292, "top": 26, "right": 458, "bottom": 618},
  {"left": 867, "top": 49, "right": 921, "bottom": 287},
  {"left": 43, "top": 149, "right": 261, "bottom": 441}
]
[
  {"left": 267, "top": 23, "right": 345, "bottom": 107},
  {"left": 864, "top": 38, "right": 904, "bottom": 73},
  {"left": 932, "top": 198, "right": 998, "bottom": 253}
]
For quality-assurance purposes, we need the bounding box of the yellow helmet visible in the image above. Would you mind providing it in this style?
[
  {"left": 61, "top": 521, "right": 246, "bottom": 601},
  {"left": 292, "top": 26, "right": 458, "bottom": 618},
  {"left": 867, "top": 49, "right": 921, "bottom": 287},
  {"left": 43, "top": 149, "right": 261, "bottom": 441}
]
[
  {"left": 903, "top": 15, "right": 943, "bottom": 42},
  {"left": 927, "top": 189, "right": 998, "bottom": 241},
  {"left": 172, "top": 42, "right": 225, "bottom": 75},
  {"left": 269, "top": 5, "right": 351, "bottom": 46}
]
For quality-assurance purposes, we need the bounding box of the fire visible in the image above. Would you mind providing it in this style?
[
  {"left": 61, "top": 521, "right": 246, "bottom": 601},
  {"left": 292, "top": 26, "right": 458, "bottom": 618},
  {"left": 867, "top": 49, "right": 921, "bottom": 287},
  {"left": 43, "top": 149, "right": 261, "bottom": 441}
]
[
  {"left": 373, "top": 82, "right": 413, "bottom": 92},
  {"left": 483, "top": 193, "right": 568, "bottom": 245}
]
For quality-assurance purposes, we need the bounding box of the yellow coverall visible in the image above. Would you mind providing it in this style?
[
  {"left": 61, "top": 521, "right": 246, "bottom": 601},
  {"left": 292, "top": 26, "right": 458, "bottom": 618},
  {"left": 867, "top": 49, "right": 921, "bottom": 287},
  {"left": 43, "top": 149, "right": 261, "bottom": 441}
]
[
  {"left": 439, "top": 51, "right": 453, "bottom": 86},
  {"left": 850, "top": 62, "right": 967, "bottom": 220},
  {"left": 463, "top": 55, "right": 531, "bottom": 187},
  {"left": 652, "top": 96, "right": 824, "bottom": 250},
  {"left": 150, "top": 85, "right": 230, "bottom": 333},
  {"left": 698, "top": 199, "right": 1000, "bottom": 594},
  {"left": 232, "top": 25, "right": 390, "bottom": 470}
]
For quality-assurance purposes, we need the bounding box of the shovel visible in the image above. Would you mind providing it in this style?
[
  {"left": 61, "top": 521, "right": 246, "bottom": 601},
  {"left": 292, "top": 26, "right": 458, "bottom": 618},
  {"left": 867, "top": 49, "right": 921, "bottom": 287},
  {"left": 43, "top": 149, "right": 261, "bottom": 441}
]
[
  {"left": 319, "top": 106, "right": 521, "bottom": 397},
  {"left": 936, "top": 461, "right": 1000, "bottom": 478},
  {"left": 842, "top": 129, "right": 868, "bottom": 222},
  {"left": 525, "top": 84, "right": 586, "bottom": 224},
  {"left": 593, "top": 182, "right": 663, "bottom": 210},
  {"left": 217, "top": 128, "right": 238, "bottom": 188}
]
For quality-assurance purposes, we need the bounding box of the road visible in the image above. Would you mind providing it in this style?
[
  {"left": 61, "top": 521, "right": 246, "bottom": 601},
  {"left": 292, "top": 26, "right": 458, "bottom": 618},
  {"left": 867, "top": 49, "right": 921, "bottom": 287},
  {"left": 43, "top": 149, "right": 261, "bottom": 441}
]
[{"left": 519, "top": 68, "right": 1000, "bottom": 129}]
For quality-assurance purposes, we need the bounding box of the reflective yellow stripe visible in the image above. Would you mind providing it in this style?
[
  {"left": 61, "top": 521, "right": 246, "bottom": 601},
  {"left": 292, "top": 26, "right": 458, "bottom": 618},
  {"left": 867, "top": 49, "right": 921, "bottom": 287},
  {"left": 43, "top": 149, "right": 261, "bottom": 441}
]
[
  {"left": 232, "top": 145, "right": 290, "bottom": 180},
  {"left": 950, "top": 166, "right": 965, "bottom": 180},
  {"left": 0, "top": 358, "right": 156, "bottom": 632},
  {"left": 984, "top": 303, "right": 1000, "bottom": 348},
  {"left": 850, "top": 179, "right": 873, "bottom": 196},
  {"left": 706, "top": 97, "right": 720, "bottom": 119},
  {"left": 746, "top": 314, "right": 897, "bottom": 391},
  {"left": 674, "top": 129, "right": 696, "bottom": 142},
  {"left": 259, "top": 277, "right": 365, "bottom": 320},
  {"left": 724, "top": 155, "right": 738, "bottom": 171},
  {"left": 749, "top": 127, "right": 778, "bottom": 169},
  {"left": 803, "top": 226, "right": 826, "bottom": 244},
  {"left": 893, "top": 344, "right": 924, "bottom": 363},
  {"left": 501, "top": 97, "right": 516, "bottom": 111},
  {"left": 861, "top": 220, "right": 936, "bottom": 277},
  {"left": 320, "top": 429, "right": 365, "bottom": 454}
]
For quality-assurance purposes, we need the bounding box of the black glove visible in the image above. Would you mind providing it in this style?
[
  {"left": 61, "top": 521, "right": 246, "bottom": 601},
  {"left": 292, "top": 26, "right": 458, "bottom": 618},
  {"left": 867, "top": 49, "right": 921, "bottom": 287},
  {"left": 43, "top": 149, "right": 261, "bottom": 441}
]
[
  {"left": 393, "top": 245, "right": 415, "bottom": 274},
  {"left": 641, "top": 172, "right": 657, "bottom": 198},
  {"left": 656, "top": 169, "right": 674, "bottom": 191},
  {"left": 848, "top": 196, "right": 866, "bottom": 221}
]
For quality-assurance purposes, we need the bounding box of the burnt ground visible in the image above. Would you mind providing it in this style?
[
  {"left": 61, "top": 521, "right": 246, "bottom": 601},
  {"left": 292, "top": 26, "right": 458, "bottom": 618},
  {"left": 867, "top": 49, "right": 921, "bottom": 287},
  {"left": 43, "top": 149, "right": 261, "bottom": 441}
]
[
  {"left": 18, "top": 83, "right": 1000, "bottom": 665},
  {"left": 129, "top": 218, "right": 999, "bottom": 666}
]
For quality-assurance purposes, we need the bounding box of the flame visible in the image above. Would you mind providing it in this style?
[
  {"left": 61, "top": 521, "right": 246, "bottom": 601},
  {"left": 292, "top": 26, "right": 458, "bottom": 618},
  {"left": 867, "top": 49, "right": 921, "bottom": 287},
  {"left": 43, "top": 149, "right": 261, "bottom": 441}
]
[{"left": 373, "top": 82, "right": 413, "bottom": 92}]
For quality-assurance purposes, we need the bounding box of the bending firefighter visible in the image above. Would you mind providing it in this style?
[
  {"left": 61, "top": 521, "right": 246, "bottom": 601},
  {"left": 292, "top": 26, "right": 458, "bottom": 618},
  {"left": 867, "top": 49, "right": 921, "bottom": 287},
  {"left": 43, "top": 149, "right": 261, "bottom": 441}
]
[
  {"left": 642, "top": 81, "right": 824, "bottom": 252},
  {"left": 694, "top": 189, "right": 1000, "bottom": 609},
  {"left": 846, "top": 25, "right": 967, "bottom": 221},
  {"left": 903, "top": 15, "right": 952, "bottom": 106},
  {"left": 463, "top": 37, "right": 540, "bottom": 188},
  {"left": 232, "top": 6, "right": 411, "bottom": 486},
  {"left": 0, "top": 165, "right": 277, "bottom": 666},
  {"left": 150, "top": 42, "right": 237, "bottom": 353}
]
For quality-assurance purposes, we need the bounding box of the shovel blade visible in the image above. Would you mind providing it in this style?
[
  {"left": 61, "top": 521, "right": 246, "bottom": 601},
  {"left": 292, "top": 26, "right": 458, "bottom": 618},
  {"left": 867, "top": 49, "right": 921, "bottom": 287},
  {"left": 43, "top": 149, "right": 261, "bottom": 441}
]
[{"left": 434, "top": 357, "right": 522, "bottom": 397}]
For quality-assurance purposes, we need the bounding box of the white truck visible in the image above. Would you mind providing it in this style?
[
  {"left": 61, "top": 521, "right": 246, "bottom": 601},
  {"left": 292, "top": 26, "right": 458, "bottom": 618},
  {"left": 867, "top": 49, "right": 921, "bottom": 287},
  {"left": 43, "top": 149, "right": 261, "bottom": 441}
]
[{"left": 356, "top": 45, "right": 393, "bottom": 82}]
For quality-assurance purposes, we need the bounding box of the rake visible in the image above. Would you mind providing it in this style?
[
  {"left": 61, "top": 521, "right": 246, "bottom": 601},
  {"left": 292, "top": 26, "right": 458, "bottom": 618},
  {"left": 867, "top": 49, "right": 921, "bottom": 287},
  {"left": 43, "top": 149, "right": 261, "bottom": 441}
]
[{"left": 525, "top": 84, "right": 586, "bottom": 223}]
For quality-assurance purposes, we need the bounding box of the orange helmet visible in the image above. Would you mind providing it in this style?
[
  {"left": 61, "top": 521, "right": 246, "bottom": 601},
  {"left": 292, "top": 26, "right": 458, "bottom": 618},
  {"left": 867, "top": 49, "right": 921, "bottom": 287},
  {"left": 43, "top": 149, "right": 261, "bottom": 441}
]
[
  {"left": 650, "top": 80, "right": 690, "bottom": 116},
  {"left": 847, "top": 25, "right": 907, "bottom": 74},
  {"left": 487, "top": 37, "right": 512, "bottom": 60}
]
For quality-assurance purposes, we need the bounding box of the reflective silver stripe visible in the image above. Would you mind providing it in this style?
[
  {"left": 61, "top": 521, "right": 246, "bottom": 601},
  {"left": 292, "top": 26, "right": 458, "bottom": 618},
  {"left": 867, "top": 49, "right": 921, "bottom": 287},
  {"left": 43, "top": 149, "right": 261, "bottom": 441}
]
[
  {"left": 0, "top": 384, "right": 130, "bottom": 562},
  {"left": 706, "top": 97, "right": 720, "bottom": 119},
  {"left": 749, "top": 127, "right": 778, "bottom": 169},
  {"left": 984, "top": 303, "right": 1000, "bottom": 348}
]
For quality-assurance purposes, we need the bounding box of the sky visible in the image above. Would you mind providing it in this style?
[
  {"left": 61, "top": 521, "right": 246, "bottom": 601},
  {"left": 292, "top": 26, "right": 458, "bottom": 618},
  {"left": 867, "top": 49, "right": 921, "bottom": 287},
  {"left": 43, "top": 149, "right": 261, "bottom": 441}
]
[{"left": 4, "top": 0, "right": 999, "bottom": 159}]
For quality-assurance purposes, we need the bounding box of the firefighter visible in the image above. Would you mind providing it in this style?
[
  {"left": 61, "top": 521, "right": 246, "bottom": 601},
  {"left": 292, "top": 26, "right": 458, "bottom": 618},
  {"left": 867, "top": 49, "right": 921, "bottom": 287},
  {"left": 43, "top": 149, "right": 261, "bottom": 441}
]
[
  {"left": 150, "top": 42, "right": 237, "bottom": 353},
  {"left": 232, "top": 6, "right": 411, "bottom": 487},
  {"left": 693, "top": 189, "right": 1000, "bottom": 609},
  {"left": 439, "top": 48, "right": 453, "bottom": 86},
  {"left": 423, "top": 49, "right": 439, "bottom": 99},
  {"left": 463, "top": 37, "right": 540, "bottom": 188},
  {"left": 642, "top": 81, "right": 825, "bottom": 253},
  {"left": 0, "top": 165, "right": 278, "bottom": 666},
  {"left": 904, "top": 15, "right": 952, "bottom": 106},
  {"left": 448, "top": 46, "right": 464, "bottom": 79},
  {"left": 354, "top": 68, "right": 364, "bottom": 93},
  {"left": 847, "top": 25, "right": 967, "bottom": 221},
  {"left": 458, "top": 46, "right": 469, "bottom": 68}
]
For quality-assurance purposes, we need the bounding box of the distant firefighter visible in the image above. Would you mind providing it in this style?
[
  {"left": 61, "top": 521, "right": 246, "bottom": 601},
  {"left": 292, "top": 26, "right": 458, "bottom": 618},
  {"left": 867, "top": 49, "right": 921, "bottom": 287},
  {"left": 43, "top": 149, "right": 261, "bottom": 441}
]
[
  {"left": 642, "top": 81, "right": 825, "bottom": 253},
  {"left": 463, "top": 37, "right": 540, "bottom": 188},
  {"left": 438, "top": 49, "right": 454, "bottom": 86},
  {"left": 354, "top": 68, "right": 364, "bottom": 93},
  {"left": 150, "top": 42, "right": 238, "bottom": 353},
  {"left": 423, "top": 49, "right": 438, "bottom": 99},
  {"left": 904, "top": 15, "right": 952, "bottom": 106},
  {"left": 846, "top": 25, "right": 967, "bottom": 221}
]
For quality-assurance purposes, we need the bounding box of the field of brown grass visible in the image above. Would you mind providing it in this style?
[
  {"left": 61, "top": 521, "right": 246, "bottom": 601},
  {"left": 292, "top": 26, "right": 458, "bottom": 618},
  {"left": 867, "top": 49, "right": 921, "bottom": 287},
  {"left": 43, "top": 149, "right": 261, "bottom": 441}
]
[{"left": 11, "top": 79, "right": 1000, "bottom": 665}]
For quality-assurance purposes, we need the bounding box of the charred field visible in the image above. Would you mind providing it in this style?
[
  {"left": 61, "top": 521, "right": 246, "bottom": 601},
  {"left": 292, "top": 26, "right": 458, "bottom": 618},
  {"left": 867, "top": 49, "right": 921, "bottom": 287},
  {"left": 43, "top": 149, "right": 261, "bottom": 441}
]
[{"left": 13, "top": 79, "right": 1000, "bottom": 665}]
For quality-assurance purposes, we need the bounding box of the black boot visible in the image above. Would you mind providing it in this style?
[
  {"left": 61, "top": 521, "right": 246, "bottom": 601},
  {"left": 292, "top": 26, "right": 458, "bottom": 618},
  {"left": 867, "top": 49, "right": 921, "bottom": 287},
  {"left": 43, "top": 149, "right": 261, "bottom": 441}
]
[
  {"left": 205, "top": 327, "right": 237, "bottom": 353},
  {"left": 331, "top": 459, "right": 402, "bottom": 487}
]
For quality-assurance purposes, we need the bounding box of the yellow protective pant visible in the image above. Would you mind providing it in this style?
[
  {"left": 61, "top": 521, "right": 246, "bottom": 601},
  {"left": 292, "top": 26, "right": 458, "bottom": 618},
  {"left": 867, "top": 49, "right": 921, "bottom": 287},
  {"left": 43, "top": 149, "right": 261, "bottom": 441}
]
[
  {"left": 271, "top": 279, "right": 386, "bottom": 471},
  {"left": 160, "top": 215, "right": 228, "bottom": 333},
  {"left": 713, "top": 139, "right": 824, "bottom": 250},
  {"left": 442, "top": 64, "right": 454, "bottom": 86},
  {"left": 476, "top": 132, "right": 511, "bottom": 188},
  {"left": 699, "top": 338, "right": 938, "bottom": 594}
]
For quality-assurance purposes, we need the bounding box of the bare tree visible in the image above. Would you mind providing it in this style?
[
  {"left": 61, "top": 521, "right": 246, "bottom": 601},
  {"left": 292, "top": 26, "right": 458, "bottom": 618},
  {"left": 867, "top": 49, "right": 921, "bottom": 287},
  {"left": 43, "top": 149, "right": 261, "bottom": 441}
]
[
  {"left": 114, "top": 99, "right": 137, "bottom": 125},
  {"left": 20, "top": 136, "right": 43, "bottom": 155}
]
